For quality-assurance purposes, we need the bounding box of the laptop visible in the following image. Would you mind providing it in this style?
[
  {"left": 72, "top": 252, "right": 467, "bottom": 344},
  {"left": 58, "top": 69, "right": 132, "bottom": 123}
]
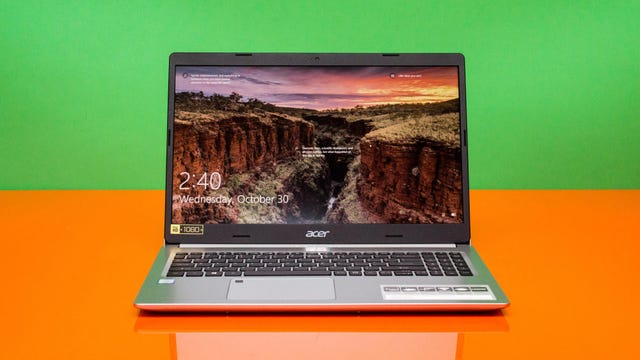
[{"left": 134, "top": 53, "right": 509, "bottom": 311}]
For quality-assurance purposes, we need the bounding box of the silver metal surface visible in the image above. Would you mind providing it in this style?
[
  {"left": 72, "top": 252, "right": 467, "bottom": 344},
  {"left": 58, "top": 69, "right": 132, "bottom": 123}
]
[{"left": 134, "top": 244, "right": 509, "bottom": 311}]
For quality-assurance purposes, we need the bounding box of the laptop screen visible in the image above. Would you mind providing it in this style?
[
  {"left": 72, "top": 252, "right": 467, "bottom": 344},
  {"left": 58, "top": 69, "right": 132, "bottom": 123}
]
[{"left": 171, "top": 66, "right": 462, "bottom": 226}]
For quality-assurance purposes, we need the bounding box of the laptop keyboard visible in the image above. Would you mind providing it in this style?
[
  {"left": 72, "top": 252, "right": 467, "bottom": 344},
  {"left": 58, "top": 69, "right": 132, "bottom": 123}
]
[{"left": 165, "top": 251, "right": 473, "bottom": 277}]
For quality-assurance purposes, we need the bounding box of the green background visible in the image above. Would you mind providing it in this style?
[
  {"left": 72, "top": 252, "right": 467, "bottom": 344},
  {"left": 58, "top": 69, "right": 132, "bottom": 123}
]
[{"left": 1, "top": 0, "right": 638, "bottom": 190}]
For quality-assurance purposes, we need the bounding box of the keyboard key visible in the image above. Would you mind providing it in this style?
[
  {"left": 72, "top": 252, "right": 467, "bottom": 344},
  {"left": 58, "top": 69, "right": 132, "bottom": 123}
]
[
  {"left": 166, "top": 271, "right": 184, "bottom": 277},
  {"left": 333, "top": 271, "right": 347, "bottom": 276},
  {"left": 393, "top": 271, "right": 414, "bottom": 276},
  {"left": 386, "top": 266, "right": 425, "bottom": 271},
  {"left": 363, "top": 271, "right": 377, "bottom": 276},
  {"left": 185, "top": 271, "right": 203, "bottom": 277},
  {"left": 169, "top": 266, "right": 195, "bottom": 271},
  {"left": 223, "top": 271, "right": 242, "bottom": 276},
  {"left": 245, "top": 270, "right": 331, "bottom": 276},
  {"left": 392, "top": 254, "right": 420, "bottom": 259},
  {"left": 205, "top": 271, "right": 223, "bottom": 277},
  {"left": 292, "top": 267, "right": 312, "bottom": 272},
  {"left": 172, "top": 259, "right": 193, "bottom": 264},
  {"left": 348, "top": 271, "right": 362, "bottom": 276},
  {"left": 378, "top": 271, "right": 393, "bottom": 276},
  {"left": 244, "top": 270, "right": 282, "bottom": 276}
]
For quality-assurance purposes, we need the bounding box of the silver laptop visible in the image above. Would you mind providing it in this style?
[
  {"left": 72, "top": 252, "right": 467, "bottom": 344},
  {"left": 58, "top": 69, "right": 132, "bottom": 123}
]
[{"left": 134, "top": 53, "right": 509, "bottom": 311}]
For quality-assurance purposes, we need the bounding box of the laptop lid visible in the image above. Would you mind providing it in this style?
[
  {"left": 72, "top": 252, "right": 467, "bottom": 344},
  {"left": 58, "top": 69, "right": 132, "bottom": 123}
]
[{"left": 164, "top": 53, "right": 469, "bottom": 245}]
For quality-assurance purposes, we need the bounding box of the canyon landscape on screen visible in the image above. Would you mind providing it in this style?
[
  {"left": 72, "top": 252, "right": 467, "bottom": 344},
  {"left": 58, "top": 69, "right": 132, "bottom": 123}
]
[{"left": 171, "top": 66, "right": 463, "bottom": 225}]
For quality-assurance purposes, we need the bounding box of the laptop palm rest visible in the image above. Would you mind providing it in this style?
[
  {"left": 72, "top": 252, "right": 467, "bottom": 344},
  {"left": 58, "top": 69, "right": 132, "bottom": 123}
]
[{"left": 227, "top": 278, "right": 335, "bottom": 300}]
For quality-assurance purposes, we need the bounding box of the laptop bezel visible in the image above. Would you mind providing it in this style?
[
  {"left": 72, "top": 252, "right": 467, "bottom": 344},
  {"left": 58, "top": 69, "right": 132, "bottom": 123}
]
[{"left": 163, "top": 53, "right": 470, "bottom": 245}]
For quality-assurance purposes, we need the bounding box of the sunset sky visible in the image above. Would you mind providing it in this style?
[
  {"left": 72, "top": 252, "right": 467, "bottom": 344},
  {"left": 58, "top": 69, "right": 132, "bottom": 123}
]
[{"left": 176, "top": 66, "right": 459, "bottom": 110}]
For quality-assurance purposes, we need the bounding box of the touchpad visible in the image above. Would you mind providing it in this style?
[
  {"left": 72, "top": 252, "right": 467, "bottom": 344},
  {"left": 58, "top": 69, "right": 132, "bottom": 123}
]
[{"left": 227, "top": 278, "right": 335, "bottom": 300}]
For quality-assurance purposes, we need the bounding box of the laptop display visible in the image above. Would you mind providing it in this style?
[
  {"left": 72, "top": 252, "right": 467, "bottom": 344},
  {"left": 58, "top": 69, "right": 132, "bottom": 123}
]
[{"left": 171, "top": 66, "right": 462, "bottom": 227}]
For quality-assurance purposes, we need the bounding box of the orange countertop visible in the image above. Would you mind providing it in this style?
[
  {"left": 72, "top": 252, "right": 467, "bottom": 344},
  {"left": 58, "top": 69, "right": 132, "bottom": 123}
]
[{"left": 0, "top": 190, "right": 638, "bottom": 359}]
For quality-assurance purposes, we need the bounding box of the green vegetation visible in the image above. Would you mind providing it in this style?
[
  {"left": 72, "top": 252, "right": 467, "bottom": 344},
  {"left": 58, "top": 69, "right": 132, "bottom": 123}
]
[
  {"left": 322, "top": 98, "right": 460, "bottom": 119},
  {"left": 175, "top": 91, "right": 271, "bottom": 112},
  {"left": 212, "top": 157, "right": 329, "bottom": 224},
  {"left": 364, "top": 113, "right": 460, "bottom": 147},
  {"left": 174, "top": 93, "right": 313, "bottom": 130},
  {"left": 175, "top": 92, "right": 318, "bottom": 117},
  {"left": 312, "top": 98, "right": 461, "bottom": 148},
  {"left": 326, "top": 156, "right": 382, "bottom": 223},
  {"left": 236, "top": 176, "right": 286, "bottom": 224},
  {"left": 283, "top": 157, "right": 330, "bottom": 197},
  {"left": 314, "top": 126, "right": 354, "bottom": 147}
]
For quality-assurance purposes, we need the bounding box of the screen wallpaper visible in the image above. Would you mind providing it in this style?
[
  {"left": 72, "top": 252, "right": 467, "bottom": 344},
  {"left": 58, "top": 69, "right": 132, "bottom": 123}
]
[{"left": 171, "top": 66, "right": 463, "bottom": 225}]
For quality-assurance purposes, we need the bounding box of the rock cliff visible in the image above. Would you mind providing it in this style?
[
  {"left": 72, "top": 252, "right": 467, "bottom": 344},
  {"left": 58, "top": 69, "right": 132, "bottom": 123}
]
[
  {"left": 357, "top": 113, "right": 463, "bottom": 224},
  {"left": 172, "top": 111, "right": 315, "bottom": 223}
]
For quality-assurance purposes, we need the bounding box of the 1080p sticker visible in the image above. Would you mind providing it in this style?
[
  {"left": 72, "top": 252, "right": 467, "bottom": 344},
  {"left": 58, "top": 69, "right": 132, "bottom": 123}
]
[{"left": 170, "top": 224, "right": 204, "bottom": 235}]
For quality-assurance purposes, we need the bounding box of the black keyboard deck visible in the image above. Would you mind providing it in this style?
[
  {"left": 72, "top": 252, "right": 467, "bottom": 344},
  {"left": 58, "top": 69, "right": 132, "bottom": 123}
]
[{"left": 166, "top": 251, "right": 473, "bottom": 277}]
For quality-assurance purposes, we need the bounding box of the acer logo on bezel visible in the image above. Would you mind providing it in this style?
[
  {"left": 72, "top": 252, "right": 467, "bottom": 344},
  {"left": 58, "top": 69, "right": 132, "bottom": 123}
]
[{"left": 305, "top": 230, "right": 330, "bottom": 238}]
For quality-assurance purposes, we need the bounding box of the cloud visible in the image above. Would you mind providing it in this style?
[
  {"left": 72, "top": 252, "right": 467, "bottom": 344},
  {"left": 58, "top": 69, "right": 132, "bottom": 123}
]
[
  {"left": 175, "top": 65, "right": 459, "bottom": 109},
  {"left": 238, "top": 76, "right": 282, "bottom": 85},
  {"left": 269, "top": 93, "right": 379, "bottom": 101}
]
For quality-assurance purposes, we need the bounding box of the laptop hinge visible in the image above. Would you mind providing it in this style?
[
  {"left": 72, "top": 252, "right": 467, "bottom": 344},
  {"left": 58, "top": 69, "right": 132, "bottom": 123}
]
[{"left": 179, "top": 243, "right": 457, "bottom": 249}]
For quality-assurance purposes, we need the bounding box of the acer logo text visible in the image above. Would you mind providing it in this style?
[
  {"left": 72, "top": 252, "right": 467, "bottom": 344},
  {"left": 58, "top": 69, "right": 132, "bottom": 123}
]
[{"left": 305, "top": 230, "right": 330, "bottom": 238}]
